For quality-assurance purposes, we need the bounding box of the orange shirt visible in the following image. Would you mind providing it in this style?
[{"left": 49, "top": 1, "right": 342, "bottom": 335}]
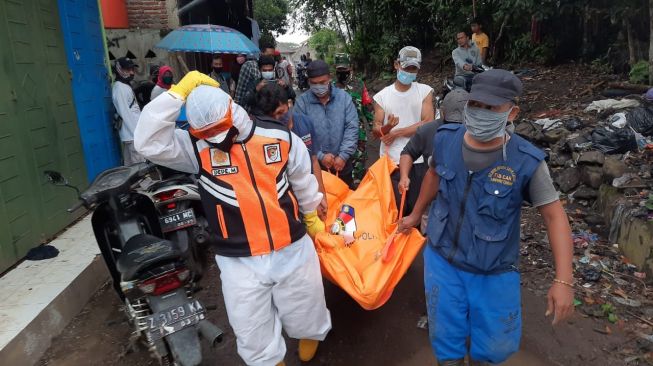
[{"left": 472, "top": 32, "right": 490, "bottom": 50}]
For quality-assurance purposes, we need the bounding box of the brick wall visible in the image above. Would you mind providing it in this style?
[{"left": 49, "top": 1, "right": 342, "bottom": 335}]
[{"left": 127, "top": 0, "right": 169, "bottom": 29}]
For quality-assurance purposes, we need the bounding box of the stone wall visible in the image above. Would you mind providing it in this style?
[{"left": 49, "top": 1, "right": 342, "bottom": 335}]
[{"left": 597, "top": 185, "right": 653, "bottom": 276}]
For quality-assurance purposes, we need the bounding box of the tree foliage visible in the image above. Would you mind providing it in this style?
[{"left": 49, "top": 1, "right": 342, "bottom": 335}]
[
  {"left": 308, "top": 29, "right": 344, "bottom": 64},
  {"left": 254, "top": 0, "right": 290, "bottom": 35},
  {"left": 292, "top": 0, "right": 650, "bottom": 72}
]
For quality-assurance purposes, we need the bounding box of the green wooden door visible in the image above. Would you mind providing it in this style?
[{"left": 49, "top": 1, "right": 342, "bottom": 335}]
[{"left": 0, "top": 0, "right": 88, "bottom": 272}]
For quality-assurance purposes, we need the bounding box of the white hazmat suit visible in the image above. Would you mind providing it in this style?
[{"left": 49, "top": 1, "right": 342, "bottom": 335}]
[{"left": 134, "top": 86, "right": 331, "bottom": 366}]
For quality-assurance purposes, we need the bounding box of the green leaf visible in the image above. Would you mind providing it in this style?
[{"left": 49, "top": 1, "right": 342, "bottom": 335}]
[{"left": 573, "top": 299, "right": 583, "bottom": 307}]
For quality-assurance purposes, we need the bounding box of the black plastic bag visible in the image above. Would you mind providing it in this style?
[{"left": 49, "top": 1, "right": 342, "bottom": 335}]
[
  {"left": 591, "top": 126, "right": 638, "bottom": 154},
  {"left": 627, "top": 106, "right": 653, "bottom": 136},
  {"left": 563, "top": 117, "right": 583, "bottom": 131}
]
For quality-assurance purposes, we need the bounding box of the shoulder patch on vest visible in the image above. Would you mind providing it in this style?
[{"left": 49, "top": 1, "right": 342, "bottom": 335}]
[
  {"left": 264, "top": 143, "right": 282, "bottom": 164},
  {"left": 210, "top": 148, "right": 231, "bottom": 167}
]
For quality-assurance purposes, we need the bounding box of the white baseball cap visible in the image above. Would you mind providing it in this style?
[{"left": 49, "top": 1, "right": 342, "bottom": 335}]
[{"left": 398, "top": 46, "right": 422, "bottom": 69}]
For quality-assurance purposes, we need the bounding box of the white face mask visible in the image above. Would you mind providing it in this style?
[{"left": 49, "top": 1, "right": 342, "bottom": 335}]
[{"left": 262, "top": 71, "right": 275, "bottom": 80}]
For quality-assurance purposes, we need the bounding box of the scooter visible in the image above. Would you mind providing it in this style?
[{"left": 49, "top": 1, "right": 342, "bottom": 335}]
[
  {"left": 45, "top": 163, "right": 222, "bottom": 366},
  {"left": 296, "top": 62, "right": 309, "bottom": 91},
  {"left": 440, "top": 64, "right": 492, "bottom": 107},
  {"left": 144, "top": 171, "right": 210, "bottom": 280}
]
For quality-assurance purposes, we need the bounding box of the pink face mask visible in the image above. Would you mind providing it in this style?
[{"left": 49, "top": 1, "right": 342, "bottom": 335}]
[{"left": 236, "top": 56, "right": 246, "bottom": 64}]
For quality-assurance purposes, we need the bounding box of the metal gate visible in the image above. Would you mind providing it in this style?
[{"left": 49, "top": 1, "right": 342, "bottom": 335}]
[
  {"left": 58, "top": 0, "right": 120, "bottom": 181},
  {"left": 0, "top": 0, "right": 87, "bottom": 272}
]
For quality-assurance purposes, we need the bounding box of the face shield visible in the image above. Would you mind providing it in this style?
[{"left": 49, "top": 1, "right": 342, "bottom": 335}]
[{"left": 186, "top": 85, "right": 239, "bottom": 150}]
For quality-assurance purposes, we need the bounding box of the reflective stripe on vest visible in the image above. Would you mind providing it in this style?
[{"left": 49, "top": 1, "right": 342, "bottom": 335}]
[{"left": 191, "top": 121, "right": 306, "bottom": 257}]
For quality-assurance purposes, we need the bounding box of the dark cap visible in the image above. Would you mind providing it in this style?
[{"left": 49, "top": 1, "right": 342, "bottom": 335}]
[
  {"left": 469, "top": 69, "right": 522, "bottom": 106},
  {"left": 442, "top": 88, "right": 469, "bottom": 123},
  {"left": 116, "top": 57, "right": 138, "bottom": 69},
  {"left": 307, "top": 60, "right": 330, "bottom": 78}
]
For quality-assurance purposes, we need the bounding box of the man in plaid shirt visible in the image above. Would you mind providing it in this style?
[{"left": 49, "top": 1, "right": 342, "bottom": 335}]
[{"left": 234, "top": 41, "right": 276, "bottom": 106}]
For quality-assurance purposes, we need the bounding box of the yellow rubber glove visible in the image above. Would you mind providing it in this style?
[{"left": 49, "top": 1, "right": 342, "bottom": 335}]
[
  {"left": 169, "top": 70, "right": 220, "bottom": 100},
  {"left": 303, "top": 211, "right": 325, "bottom": 239}
]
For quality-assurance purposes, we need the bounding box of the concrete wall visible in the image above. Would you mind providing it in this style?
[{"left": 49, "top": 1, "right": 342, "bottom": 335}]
[
  {"left": 106, "top": 29, "right": 175, "bottom": 80},
  {"left": 597, "top": 185, "right": 653, "bottom": 276}
]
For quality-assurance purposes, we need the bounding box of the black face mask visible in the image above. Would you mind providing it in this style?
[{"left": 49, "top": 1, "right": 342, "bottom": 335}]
[
  {"left": 213, "top": 67, "right": 223, "bottom": 74},
  {"left": 210, "top": 126, "right": 239, "bottom": 152},
  {"left": 336, "top": 71, "right": 350, "bottom": 84},
  {"left": 120, "top": 75, "right": 134, "bottom": 84}
]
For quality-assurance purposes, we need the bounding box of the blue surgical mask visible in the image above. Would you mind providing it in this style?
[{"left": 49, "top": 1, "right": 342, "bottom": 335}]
[
  {"left": 262, "top": 71, "right": 275, "bottom": 80},
  {"left": 310, "top": 83, "right": 330, "bottom": 97},
  {"left": 397, "top": 70, "right": 417, "bottom": 85}
]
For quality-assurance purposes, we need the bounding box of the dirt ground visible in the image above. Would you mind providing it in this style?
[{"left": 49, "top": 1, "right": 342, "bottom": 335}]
[
  {"left": 40, "top": 63, "right": 643, "bottom": 366},
  {"left": 39, "top": 245, "right": 625, "bottom": 366}
]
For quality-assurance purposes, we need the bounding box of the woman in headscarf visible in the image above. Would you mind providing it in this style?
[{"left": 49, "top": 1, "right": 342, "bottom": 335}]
[{"left": 150, "top": 65, "right": 174, "bottom": 99}]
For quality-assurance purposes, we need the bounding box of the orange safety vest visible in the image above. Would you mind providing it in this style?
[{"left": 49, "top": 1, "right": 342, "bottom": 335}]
[{"left": 190, "top": 119, "right": 305, "bottom": 257}]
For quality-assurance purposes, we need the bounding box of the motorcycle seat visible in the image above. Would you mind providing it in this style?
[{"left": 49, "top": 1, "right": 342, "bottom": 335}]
[{"left": 117, "top": 234, "right": 184, "bottom": 281}]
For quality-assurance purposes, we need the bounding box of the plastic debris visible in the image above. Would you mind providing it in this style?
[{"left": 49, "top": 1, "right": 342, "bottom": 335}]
[
  {"left": 581, "top": 267, "right": 602, "bottom": 282},
  {"left": 613, "top": 297, "right": 642, "bottom": 307},
  {"left": 563, "top": 117, "right": 583, "bottom": 131},
  {"left": 626, "top": 106, "right": 653, "bottom": 136},
  {"left": 25, "top": 245, "right": 59, "bottom": 260},
  {"left": 609, "top": 112, "right": 628, "bottom": 128},
  {"left": 592, "top": 126, "right": 638, "bottom": 154},
  {"left": 584, "top": 98, "right": 640, "bottom": 113},
  {"left": 612, "top": 173, "right": 642, "bottom": 188},
  {"left": 534, "top": 118, "right": 562, "bottom": 130},
  {"left": 573, "top": 230, "right": 598, "bottom": 248}
]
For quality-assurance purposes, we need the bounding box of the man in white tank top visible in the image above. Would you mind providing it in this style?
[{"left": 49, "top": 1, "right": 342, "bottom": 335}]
[{"left": 372, "top": 46, "right": 434, "bottom": 215}]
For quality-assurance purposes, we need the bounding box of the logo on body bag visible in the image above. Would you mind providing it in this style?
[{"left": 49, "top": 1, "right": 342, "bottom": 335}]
[{"left": 331, "top": 205, "right": 357, "bottom": 245}]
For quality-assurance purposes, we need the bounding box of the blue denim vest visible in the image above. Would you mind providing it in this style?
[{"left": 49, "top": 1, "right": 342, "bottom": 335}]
[{"left": 427, "top": 124, "right": 545, "bottom": 274}]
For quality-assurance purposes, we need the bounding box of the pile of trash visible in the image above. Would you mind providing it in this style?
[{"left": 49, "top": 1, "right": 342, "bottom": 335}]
[
  {"left": 516, "top": 95, "right": 653, "bottom": 364},
  {"left": 515, "top": 97, "right": 653, "bottom": 220}
]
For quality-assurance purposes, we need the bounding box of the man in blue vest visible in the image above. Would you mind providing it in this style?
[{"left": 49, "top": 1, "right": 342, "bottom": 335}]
[{"left": 398, "top": 69, "right": 574, "bottom": 365}]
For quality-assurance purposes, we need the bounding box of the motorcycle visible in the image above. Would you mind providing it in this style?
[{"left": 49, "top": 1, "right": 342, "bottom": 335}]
[
  {"left": 144, "top": 170, "right": 210, "bottom": 280},
  {"left": 45, "top": 163, "right": 222, "bottom": 366},
  {"left": 439, "top": 64, "right": 492, "bottom": 108}
]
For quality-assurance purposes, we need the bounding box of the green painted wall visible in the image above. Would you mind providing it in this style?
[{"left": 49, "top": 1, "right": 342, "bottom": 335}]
[{"left": 0, "top": 0, "right": 87, "bottom": 272}]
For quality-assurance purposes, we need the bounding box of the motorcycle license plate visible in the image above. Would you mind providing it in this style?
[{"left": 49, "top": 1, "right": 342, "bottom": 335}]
[
  {"left": 159, "top": 208, "right": 196, "bottom": 233},
  {"left": 146, "top": 300, "right": 205, "bottom": 342}
]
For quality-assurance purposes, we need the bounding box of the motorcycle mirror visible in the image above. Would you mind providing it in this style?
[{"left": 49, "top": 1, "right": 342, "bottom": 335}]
[
  {"left": 44, "top": 170, "right": 81, "bottom": 197},
  {"left": 44, "top": 170, "right": 68, "bottom": 186}
]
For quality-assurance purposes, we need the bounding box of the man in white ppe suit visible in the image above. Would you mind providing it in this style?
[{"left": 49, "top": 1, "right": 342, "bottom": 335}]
[{"left": 134, "top": 71, "right": 331, "bottom": 366}]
